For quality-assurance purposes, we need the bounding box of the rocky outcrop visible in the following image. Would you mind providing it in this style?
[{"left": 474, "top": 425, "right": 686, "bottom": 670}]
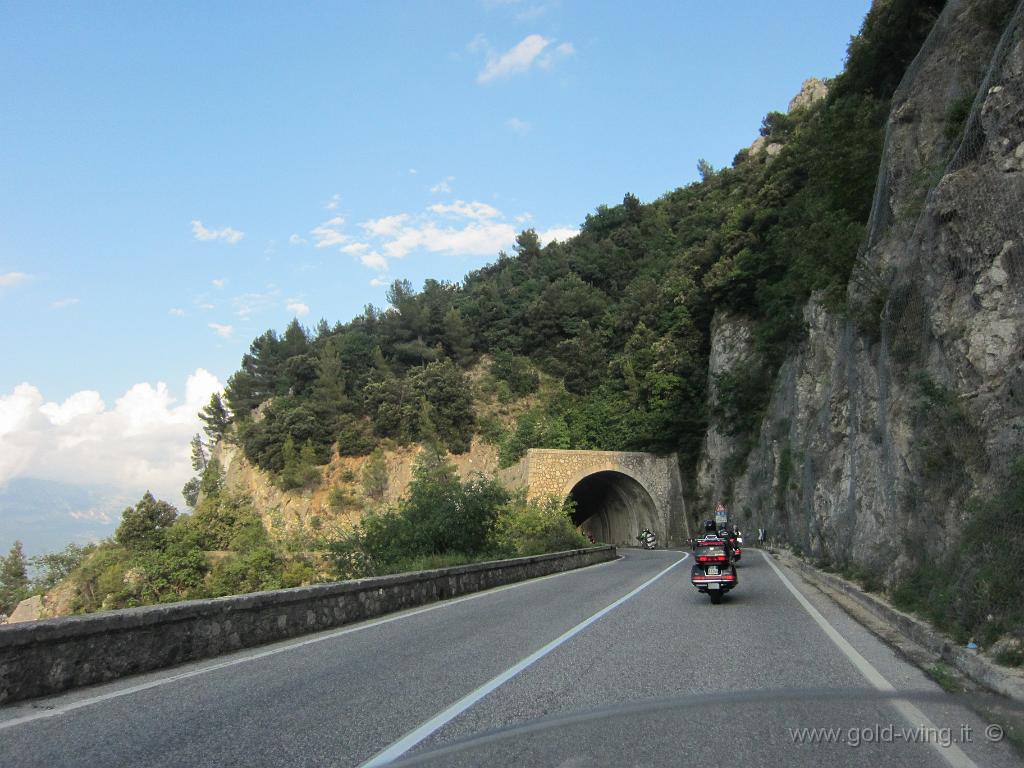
[
  {"left": 699, "top": 0, "right": 1024, "bottom": 574},
  {"left": 1, "top": 578, "right": 78, "bottom": 624},
  {"left": 3, "top": 595, "right": 43, "bottom": 624},
  {"left": 788, "top": 77, "right": 829, "bottom": 112},
  {"left": 749, "top": 78, "right": 829, "bottom": 158}
]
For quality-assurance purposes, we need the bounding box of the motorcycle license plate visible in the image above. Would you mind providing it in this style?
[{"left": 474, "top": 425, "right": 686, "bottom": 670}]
[
  {"left": 708, "top": 583, "right": 720, "bottom": 590},
  {"left": 707, "top": 566, "right": 720, "bottom": 575}
]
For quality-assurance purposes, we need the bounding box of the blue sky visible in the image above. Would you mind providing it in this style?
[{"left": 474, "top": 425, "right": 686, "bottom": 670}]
[{"left": 0, "top": 0, "right": 871, "bottom": 549}]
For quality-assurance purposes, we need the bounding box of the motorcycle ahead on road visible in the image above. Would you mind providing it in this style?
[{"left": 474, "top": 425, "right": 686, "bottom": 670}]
[
  {"left": 690, "top": 534, "right": 738, "bottom": 604},
  {"left": 720, "top": 527, "right": 742, "bottom": 563},
  {"left": 637, "top": 528, "right": 657, "bottom": 549}
]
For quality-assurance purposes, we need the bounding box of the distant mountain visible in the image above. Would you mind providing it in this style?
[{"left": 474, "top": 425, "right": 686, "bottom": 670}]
[{"left": 0, "top": 478, "right": 133, "bottom": 556}]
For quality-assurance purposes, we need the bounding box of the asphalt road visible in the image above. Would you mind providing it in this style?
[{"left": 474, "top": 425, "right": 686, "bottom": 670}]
[{"left": 1, "top": 549, "right": 1020, "bottom": 767}]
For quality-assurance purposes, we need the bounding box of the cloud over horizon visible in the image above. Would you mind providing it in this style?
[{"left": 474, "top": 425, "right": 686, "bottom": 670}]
[{"left": 0, "top": 369, "right": 223, "bottom": 511}]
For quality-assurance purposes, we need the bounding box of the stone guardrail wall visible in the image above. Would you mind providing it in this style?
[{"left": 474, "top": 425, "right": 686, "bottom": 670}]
[{"left": 0, "top": 545, "right": 616, "bottom": 706}]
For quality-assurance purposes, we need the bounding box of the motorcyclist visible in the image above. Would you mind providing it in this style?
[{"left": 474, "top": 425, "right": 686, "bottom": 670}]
[{"left": 637, "top": 528, "right": 657, "bottom": 549}]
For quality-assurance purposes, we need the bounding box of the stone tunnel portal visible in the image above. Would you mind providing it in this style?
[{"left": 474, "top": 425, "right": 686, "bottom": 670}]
[{"left": 568, "top": 470, "right": 661, "bottom": 547}]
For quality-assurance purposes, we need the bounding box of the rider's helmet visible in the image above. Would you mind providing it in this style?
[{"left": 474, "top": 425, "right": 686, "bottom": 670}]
[{"left": 703, "top": 519, "right": 716, "bottom": 533}]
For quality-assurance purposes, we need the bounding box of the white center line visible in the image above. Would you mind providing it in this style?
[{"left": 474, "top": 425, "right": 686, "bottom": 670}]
[
  {"left": 359, "top": 553, "right": 689, "bottom": 768},
  {"left": 761, "top": 551, "right": 978, "bottom": 768}
]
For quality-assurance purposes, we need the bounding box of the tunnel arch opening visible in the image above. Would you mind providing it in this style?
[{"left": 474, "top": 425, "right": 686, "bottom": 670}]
[{"left": 566, "top": 470, "right": 661, "bottom": 547}]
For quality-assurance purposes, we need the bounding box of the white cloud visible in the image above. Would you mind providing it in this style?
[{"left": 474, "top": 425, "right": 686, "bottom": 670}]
[
  {"left": 231, "top": 288, "right": 280, "bottom": 319},
  {"left": 430, "top": 176, "right": 455, "bottom": 194},
  {"left": 325, "top": 193, "right": 342, "bottom": 211},
  {"left": 428, "top": 200, "right": 501, "bottom": 220},
  {"left": 169, "top": 308, "right": 186, "bottom": 317},
  {"left": 418, "top": 221, "right": 518, "bottom": 255},
  {"left": 286, "top": 300, "right": 310, "bottom": 317},
  {"left": 539, "top": 41, "right": 575, "bottom": 69},
  {"left": 515, "top": 212, "right": 534, "bottom": 223},
  {"left": 208, "top": 323, "right": 234, "bottom": 338},
  {"left": 348, "top": 200, "right": 526, "bottom": 269},
  {"left": 362, "top": 214, "right": 411, "bottom": 238},
  {"left": 369, "top": 277, "right": 389, "bottom": 287},
  {"left": 289, "top": 234, "right": 308, "bottom": 246},
  {"left": 69, "top": 507, "right": 114, "bottom": 523},
  {"left": 0, "top": 369, "right": 223, "bottom": 506},
  {"left": 538, "top": 226, "right": 579, "bottom": 245},
  {"left": 0, "top": 272, "right": 30, "bottom": 288},
  {"left": 191, "top": 220, "right": 244, "bottom": 245},
  {"left": 360, "top": 251, "right": 389, "bottom": 271},
  {"left": 39, "top": 390, "right": 105, "bottom": 427},
  {"left": 198, "top": 302, "right": 215, "bottom": 311},
  {"left": 310, "top": 215, "right": 349, "bottom": 248},
  {"left": 506, "top": 117, "right": 532, "bottom": 135},
  {"left": 477, "top": 34, "right": 550, "bottom": 83},
  {"left": 408, "top": 168, "right": 418, "bottom": 175},
  {"left": 50, "top": 297, "right": 79, "bottom": 309},
  {"left": 380, "top": 220, "right": 516, "bottom": 260},
  {"left": 211, "top": 278, "right": 226, "bottom": 289}
]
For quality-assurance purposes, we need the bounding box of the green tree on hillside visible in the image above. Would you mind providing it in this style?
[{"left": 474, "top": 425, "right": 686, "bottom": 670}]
[
  {"left": 30, "top": 543, "right": 91, "bottom": 593},
  {"left": 200, "top": 393, "right": 231, "bottom": 442},
  {"left": 115, "top": 492, "right": 178, "bottom": 551},
  {"left": 0, "top": 541, "right": 30, "bottom": 614},
  {"left": 190, "top": 433, "right": 208, "bottom": 472}
]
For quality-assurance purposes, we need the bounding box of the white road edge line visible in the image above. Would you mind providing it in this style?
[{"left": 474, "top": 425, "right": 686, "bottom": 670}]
[
  {"left": 358, "top": 553, "right": 690, "bottom": 768},
  {"left": 0, "top": 554, "right": 626, "bottom": 731},
  {"left": 761, "top": 551, "right": 978, "bottom": 768}
]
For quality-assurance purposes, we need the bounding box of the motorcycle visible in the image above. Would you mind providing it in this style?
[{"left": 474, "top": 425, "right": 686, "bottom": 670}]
[
  {"left": 717, "top": 526, "right": 742, "bottom": 563},
  {"left": 637, "top": 528, "right": 657, "bottom": 549},
  {"left": 690, "top": 534, "right": 738, "bottom": 604}
]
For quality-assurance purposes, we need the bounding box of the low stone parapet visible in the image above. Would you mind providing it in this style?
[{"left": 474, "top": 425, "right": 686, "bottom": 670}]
[{"left": 0, "top": 545, "right": 616, "bottom": 705}]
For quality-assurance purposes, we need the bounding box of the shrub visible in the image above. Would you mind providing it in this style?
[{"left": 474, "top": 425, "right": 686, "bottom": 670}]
[
  {"left": 494, "top": 494, "right": 590, "bottom": 556},
  {"left": 329, "top": 486, "right": 355, "bottom": 510},
  {"left": 361, "top": 447, "right": 389, "bottom": 499},
  {"left": 489, "top": 351, "right": 540, "bottom": 397},
  {"left": 278, "top": 437, "right": 322, "bottom": 490}
]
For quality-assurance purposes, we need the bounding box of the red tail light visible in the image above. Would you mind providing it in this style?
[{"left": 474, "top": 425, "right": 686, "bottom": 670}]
[{"left": 697, "top": 554, "right": 727, "bottom": 563}]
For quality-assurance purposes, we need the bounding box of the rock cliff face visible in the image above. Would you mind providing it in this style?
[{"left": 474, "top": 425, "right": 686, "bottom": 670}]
[
  {"left": 698, "top": 0, "right": 1024, "bottom": 576},
  {"left": 695, "top": 310, "right": 758, "bottom": 508}
]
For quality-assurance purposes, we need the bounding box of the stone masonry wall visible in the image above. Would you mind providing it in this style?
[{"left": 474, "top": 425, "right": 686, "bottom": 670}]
[
  {"left": 501, "top": 449, "right": 690, "bottom": 544},
  {"left": 0, "top": 545, "right": 616, "bottom": 706}
]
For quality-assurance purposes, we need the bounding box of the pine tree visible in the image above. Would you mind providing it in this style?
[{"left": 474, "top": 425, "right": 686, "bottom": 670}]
[
  {"left": 190, "top": 433, "right": 208, "bottom": 472},
  {"left": 0, "top": 541, "right": 30, "bottom": 614},
  {"left": 443, "top": 307, "right": 473, "bottom": 364},
  {"left": 182, "top": 476, "right": 201, "bottom": 508},
  {"left": 200, "top": 393, "right": 231, "bottom": 442}
]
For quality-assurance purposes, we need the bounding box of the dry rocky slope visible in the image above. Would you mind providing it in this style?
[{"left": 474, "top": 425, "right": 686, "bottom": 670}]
[
  {"left": 216, "top": 437, "right": 501, "bottom": 541},
  {"left": 698, "top": 0, "right": 1024, "bottom": 574}
]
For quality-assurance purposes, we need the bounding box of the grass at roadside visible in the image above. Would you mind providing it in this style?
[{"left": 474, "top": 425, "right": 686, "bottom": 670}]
[{"left": 925, "top": 663, "right": 963, "bottom": 694}]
